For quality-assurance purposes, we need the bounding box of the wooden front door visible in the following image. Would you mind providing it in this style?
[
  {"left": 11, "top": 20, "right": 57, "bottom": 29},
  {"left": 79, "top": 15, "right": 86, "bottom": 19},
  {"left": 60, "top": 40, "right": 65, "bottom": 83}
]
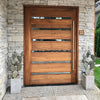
[{"left": 24, "top": 5, "right": 79, "bottom": 85}]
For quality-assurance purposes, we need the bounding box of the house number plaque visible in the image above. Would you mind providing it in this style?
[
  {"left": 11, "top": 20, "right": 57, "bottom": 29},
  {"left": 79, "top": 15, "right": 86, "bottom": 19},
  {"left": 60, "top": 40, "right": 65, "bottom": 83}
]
[{"left": 79, "top": 30, "right": 84, "bottom": 35}]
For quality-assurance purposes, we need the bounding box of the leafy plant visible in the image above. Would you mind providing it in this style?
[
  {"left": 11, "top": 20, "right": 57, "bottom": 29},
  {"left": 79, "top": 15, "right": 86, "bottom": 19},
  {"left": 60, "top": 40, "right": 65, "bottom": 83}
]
[
  {"left": 7, "top": 51, "right": 23, "bottom": 79},
  {"left": 82, "top": 50, "right": 95, "bottom": 75}
]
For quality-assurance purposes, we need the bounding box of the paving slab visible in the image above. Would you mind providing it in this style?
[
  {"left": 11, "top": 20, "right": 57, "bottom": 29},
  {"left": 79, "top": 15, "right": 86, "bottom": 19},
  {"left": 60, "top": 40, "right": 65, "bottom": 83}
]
[{"left": 3, "top": 85, "right": 100, "bottom": 100}]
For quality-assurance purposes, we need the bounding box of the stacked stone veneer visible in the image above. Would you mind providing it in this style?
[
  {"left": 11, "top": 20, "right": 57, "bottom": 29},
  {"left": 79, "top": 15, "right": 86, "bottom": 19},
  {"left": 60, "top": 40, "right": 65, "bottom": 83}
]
[
  {"left": 7, "top": 0, "right": 95, "bottom": 86},
  {"left": 0, "top": 0, "right": 8, "bottom": 99}
]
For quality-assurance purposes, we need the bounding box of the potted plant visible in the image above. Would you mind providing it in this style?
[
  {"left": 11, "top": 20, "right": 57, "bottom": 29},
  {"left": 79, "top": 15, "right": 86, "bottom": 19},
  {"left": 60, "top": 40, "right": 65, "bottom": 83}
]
[
  {"left": 82, "top": 50, "right": 95, "bottom": 90},
  {"left": 7, "top": 51, "right": 23, "bottom": 93}
]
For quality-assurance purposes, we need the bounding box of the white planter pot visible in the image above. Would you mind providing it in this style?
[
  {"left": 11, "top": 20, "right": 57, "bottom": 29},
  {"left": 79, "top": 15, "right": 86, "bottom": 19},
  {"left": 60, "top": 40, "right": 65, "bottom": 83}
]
[
  {"left": 11, "top": 78, "right": 21, "bottom": 94},
  {"left": 82, "top": 74, "right": 94, "bottom": 90}
]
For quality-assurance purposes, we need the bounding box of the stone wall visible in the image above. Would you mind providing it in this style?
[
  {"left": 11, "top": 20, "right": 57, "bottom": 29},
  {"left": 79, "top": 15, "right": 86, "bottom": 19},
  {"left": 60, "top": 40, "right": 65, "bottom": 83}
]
[
  {"left": 7, "top": 0, "right": 95, "bottom": 86},
  {"left": 0, "top": 0, "right": 8, "bottom": 99}
]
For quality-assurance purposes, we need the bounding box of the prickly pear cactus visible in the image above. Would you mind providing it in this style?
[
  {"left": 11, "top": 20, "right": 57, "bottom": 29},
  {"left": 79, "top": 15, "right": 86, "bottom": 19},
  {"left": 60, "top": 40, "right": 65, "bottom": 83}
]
[
  {"left": 82, "top": 50, "right": 95, "bottom": 75},
  {"left": 7, "top": 51, "right": 23, "bottom": 79},
  {"left": 12, "top": 71, "right": 18, "bottom": 78},
  {"left": 17, "top": 64, "right": 22, "bottom": 71},
  {"left": 10, "top": 65, "right": 17, "bottom": 72}
]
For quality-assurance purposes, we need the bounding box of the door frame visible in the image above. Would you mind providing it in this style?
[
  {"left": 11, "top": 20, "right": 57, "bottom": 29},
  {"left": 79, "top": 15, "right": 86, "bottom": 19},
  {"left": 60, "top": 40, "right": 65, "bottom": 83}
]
[{"left": 24, "top": 5, "right": 79, "bottom": 86}]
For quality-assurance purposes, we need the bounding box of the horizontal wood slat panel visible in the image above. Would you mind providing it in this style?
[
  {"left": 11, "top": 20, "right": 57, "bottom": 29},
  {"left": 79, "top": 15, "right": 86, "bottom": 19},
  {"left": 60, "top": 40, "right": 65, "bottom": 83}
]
[
  {"left": 32, "top": 41, "right": 72, "bottom": 50},
  {"left": 31, "top": 63, "right": 71, "bottom": 73},
  {"left": 31, "top": 19, "right": 72, "bottom": 28},
  {"left": 31, "top": 7, "right": 73, "bottom": 17},
  {"left": 31, "top": 30, "right": 72, "bottom": 39},
  {"left": 30, "top": 74, "right": 71, "bottom": 85},
  {"left": 31, "top": 52, "right": 71, "bottom": 61},
  {"left": 24, "top": 6, "right": 78, "bottom": 85}
]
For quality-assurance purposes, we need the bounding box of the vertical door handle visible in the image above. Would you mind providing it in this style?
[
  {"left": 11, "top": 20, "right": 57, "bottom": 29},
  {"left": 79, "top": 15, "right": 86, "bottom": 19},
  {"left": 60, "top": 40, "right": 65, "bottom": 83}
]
[{"left": 72, "top": 21, "right": 74, "bottom": 70}]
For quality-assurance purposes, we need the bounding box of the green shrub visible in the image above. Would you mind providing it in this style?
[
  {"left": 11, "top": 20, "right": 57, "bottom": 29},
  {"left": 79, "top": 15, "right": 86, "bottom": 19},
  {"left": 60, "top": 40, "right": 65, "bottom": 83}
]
[
  {"left": 95, "top": 14, "right": 100, "bottom": 57},
  {"left": 95, "top": 59, "right": 100, "bottom": 64}
]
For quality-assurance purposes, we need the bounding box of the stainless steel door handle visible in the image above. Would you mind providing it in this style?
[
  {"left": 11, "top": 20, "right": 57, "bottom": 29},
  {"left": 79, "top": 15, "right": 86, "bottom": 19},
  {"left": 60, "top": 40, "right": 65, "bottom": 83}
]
[{"left": 73, "top": 21, "right": 74, "bottom": 70}]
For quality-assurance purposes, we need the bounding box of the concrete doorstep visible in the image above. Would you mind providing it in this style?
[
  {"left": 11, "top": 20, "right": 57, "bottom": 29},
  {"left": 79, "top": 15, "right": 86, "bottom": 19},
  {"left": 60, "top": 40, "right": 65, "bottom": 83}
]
[
  {"left": 3, "top": 85, "right": 100, "bottom": 100},
  {"left": 23, "top": 95, "right": 88, "bottom": 100}
]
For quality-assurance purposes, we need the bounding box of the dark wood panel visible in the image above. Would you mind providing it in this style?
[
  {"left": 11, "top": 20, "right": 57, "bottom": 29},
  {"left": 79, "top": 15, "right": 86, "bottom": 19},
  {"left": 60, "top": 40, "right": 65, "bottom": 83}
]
[
  {"left": 31, "top": 52, "right": 71, "bottom": 62},
  {"left": 31, "top": 63, "right": 71, "bottom": 73},
  {"left": 31, "top": 19, "right": 72, "bottom": 28},
  {"left": 71, "top": 69, "right": 77, "bottom": 83},
  {"left": 31, "top": 7, "right": 73, "bottom": 17},
  {"left": 76, "top": 8, "right": 79, "bottom": 84},
  {"left": 31, "top": 30, "right": 72, "bottom": 39},
  {"left": 32, "top": 41, "right": 72, "bottom": 50},
  {"left": 24, "top": 7, "right": 32, "bottom": 85},
  {"left": 30, "top": 74, "right": 71, "bottom": 85}
]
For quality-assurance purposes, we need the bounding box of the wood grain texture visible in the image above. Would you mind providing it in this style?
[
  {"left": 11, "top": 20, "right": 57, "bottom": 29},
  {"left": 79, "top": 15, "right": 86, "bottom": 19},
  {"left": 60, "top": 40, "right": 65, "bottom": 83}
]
[
  {"left": 31, "top": 30, "right": 72, "bottom": 39},
  {"left": 71, "top": 9, "right": 76, "bottom": 83},
  {"left": 71, "top": 8, "right": 79, "bottom": 84},
  {"left": 31, "top": 19, "right": 72, "bottom": 28},
  {"left": 76, "top": 7, "right": 79, "bottom": 84},
  {"left": 31, "top": 7, "right": 73, "bottom": 17},
  {"left": 31, "top": 52, "right": 71, "bottom": 62},
  {"left": 32, "top": 41, "right": 72, "bottom": 50},
  {"left": 24, "top": 7, "right": 32, "bottom": 85},
  {"left": 30, "top": 74, "right": 71, "bottom": 85},
  {"left": 31, "top": 63, "right": 71, "bottom": 73},
  {"left": 24, "top": 5, "right": 78, "bottom": 85}
]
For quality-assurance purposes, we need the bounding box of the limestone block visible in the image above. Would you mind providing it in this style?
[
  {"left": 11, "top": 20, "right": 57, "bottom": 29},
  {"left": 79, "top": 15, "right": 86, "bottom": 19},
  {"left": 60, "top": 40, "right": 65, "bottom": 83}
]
[
  {"left": 0, "top": 1, "right": 7, "bottom": 100},
  {"left": 12, "top": 36, "right": 23, "bottom": 42},
  {"left": 34, "top": 0, "right": 40, "bottom": 4},
  {"left": 0, "top": 79, "right": 2, "bottom": 85},
  {"left": 40, "top": 0, "right": 48, "bottom": 5},
  {"left": 0, "top": 29, "right": 2, "bottom": 38},
  {"left": 48, "top": 0, "right": 59, "bottom": 5}
]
